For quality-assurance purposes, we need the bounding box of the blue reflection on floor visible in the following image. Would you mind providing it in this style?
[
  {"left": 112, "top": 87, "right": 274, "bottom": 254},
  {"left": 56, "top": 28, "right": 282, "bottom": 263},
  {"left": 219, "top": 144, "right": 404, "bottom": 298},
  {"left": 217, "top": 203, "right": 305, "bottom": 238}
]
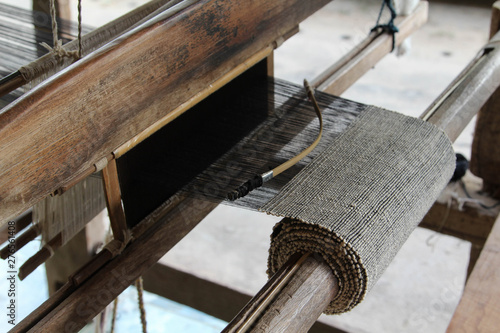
[
  {"left": 0, "top": 238, "right": 226, "bottom": 332},
  {"left": 109, "top": 286, "right": 227, "bottom": 333}
]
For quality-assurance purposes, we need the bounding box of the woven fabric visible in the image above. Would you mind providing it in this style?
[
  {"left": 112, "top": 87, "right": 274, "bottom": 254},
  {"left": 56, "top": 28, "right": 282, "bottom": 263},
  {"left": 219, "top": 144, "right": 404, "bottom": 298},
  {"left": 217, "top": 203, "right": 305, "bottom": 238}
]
[
  {"left": 262, "top": 107, "right": 455, "bottom": 314},
  {"left": 33, "top": 175, "right": 105, "bottom": 244}
]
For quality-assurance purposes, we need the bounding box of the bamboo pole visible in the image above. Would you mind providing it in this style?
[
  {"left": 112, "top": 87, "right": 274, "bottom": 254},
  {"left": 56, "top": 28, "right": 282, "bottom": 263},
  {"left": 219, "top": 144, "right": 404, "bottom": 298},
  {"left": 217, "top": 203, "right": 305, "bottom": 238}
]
[{"left": 420, "top": 30, "right": 500, "bottom": 142}]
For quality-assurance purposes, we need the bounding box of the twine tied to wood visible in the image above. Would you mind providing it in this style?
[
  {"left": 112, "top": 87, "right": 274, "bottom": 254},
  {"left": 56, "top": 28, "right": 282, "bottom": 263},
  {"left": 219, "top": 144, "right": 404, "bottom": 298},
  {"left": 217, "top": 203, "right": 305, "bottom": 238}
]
[{"left": 43, "top": 0, "right": 82, "bottom": 60}]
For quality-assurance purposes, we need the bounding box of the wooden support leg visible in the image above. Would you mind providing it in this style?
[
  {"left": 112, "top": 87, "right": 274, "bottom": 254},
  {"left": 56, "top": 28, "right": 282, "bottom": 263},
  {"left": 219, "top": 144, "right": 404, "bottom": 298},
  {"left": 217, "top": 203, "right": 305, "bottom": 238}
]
[
  {"left": 470, "top": 1, "right": 500, "bottom": 200},
  {"left": 447, "top": 213, "right": 500, "bottom": 332},
  {"left": 466, "top": 1, "right": 500, "bottom": 277}
]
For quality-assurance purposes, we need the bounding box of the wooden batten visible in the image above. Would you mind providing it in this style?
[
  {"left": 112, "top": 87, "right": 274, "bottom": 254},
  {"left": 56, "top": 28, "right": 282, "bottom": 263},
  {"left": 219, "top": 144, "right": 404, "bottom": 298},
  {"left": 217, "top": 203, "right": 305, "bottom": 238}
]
[{"left": 0, "top": 0, "right": 330, "bottom": 226}]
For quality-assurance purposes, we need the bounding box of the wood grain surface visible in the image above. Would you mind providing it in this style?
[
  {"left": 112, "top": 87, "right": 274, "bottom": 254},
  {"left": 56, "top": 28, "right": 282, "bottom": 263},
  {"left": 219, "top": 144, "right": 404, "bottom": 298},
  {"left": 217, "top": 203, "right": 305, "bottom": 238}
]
[{"left": 446, "top": 213, "right": 500, "bottom": 333}]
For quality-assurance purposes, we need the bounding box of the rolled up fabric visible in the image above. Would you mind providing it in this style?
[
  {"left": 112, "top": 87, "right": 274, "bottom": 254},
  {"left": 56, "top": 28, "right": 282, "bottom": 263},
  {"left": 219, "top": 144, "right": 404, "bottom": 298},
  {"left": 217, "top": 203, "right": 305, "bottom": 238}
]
[{"left": 262, "top": 107, "right": 455, "bottom": 314}]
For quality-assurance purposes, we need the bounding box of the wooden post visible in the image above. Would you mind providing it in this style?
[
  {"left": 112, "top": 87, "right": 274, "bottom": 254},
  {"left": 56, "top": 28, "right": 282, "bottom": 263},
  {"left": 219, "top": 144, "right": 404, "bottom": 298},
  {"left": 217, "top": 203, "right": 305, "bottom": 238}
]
[
  {"left": 447, "top": 213, "right": 500, "bottom": 332},
  {"left": 33, "top": 0, "right": 71, "bottom": 21},
  {"left": 470, "top": 1, "right": 500, "bottom": 199}
]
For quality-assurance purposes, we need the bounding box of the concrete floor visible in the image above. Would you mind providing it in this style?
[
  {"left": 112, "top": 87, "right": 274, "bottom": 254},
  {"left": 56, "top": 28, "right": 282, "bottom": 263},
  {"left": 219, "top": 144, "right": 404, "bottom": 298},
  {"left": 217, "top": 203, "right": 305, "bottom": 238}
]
[{"left": 0, "top": 0, "right": 494, "bottom": 332}]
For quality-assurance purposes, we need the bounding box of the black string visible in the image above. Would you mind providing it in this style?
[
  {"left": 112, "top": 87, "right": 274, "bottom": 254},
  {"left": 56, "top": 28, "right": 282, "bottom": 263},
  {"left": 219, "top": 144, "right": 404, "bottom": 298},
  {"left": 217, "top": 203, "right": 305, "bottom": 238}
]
[{"left": 371, "top": 0, "right": 399, "bottom": 52}]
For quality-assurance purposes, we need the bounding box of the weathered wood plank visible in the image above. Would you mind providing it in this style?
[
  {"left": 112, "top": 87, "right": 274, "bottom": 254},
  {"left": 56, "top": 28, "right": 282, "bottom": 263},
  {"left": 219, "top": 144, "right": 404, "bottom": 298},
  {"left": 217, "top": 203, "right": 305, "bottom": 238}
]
[
  {"left": 419, "top": 202, "right": 497, "bottom": 246},
  {"left": 446, "top": 213, "right": 500, "bottom": 333},
  {"left": 0, "top": 0, "right": 330, "bottom": 227}
]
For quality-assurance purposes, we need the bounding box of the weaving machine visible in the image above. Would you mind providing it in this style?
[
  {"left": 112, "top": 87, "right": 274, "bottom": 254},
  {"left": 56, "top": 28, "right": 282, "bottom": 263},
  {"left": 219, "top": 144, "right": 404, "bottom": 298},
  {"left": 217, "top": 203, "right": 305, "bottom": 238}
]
[{"left": 1, "top": 0, "right": 500, "bottom": 332}]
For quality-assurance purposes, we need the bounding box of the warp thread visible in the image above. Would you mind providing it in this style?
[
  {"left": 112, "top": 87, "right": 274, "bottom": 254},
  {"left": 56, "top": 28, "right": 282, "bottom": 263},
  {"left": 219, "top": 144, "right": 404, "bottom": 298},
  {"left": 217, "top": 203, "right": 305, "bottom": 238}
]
[
  {"left": 16, "top": 0, "right": 179, "bottom": 83},
  {"left": 33, "top": 174, "right": 106, "bottom": 248},
  {"left": 110, "top": 297, "right": 119, "bottom": 333}
]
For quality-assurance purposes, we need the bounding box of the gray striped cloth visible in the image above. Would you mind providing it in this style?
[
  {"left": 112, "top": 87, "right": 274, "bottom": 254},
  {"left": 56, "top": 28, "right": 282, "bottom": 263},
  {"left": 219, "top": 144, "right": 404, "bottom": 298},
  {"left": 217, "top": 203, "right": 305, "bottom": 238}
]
[{"left": 262, "top": 107, "right": 455, "bottom": 314}]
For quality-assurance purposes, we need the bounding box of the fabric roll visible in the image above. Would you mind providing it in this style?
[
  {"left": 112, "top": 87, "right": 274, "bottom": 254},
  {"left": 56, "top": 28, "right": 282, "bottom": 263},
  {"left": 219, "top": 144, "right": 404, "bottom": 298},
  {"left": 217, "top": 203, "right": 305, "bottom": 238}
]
[{"left": 262, "top": 107, "right": 455, "bottom": 314}]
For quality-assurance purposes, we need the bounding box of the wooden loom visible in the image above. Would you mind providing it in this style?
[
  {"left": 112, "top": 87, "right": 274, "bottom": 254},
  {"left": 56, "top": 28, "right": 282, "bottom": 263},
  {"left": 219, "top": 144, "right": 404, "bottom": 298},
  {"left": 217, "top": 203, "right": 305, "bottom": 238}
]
[{"left": 0, "top": 0, "right": 499, "bottom": 332}]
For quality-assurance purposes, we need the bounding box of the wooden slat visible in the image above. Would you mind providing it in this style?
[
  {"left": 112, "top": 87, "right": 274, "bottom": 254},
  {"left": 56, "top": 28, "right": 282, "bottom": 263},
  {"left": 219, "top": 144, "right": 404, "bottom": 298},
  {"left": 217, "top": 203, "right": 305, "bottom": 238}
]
[
  {"left": 101, "top": 159, "right": 127, "bottom": 242},
  {"left": 0, "top": 0, "right": 330, "bottom": 227},
  {"left": 419, "top": 202, "right": 497, "bottom": 246},
  {"left": 446, "top": 213, "right": 500, "bottom": 332}
]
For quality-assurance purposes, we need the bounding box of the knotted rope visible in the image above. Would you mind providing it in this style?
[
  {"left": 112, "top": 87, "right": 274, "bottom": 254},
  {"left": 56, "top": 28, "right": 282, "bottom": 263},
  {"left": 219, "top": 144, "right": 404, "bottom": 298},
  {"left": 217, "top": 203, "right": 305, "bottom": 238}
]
[
  {"left": 136, "top": 277, "right": 148, "bottom": 333},
  {"left": 40, "top": 0, "right": 82, "bottom": 60},
  {"left": 371, "top": 0, "right": 399, "bottom": 51}
]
